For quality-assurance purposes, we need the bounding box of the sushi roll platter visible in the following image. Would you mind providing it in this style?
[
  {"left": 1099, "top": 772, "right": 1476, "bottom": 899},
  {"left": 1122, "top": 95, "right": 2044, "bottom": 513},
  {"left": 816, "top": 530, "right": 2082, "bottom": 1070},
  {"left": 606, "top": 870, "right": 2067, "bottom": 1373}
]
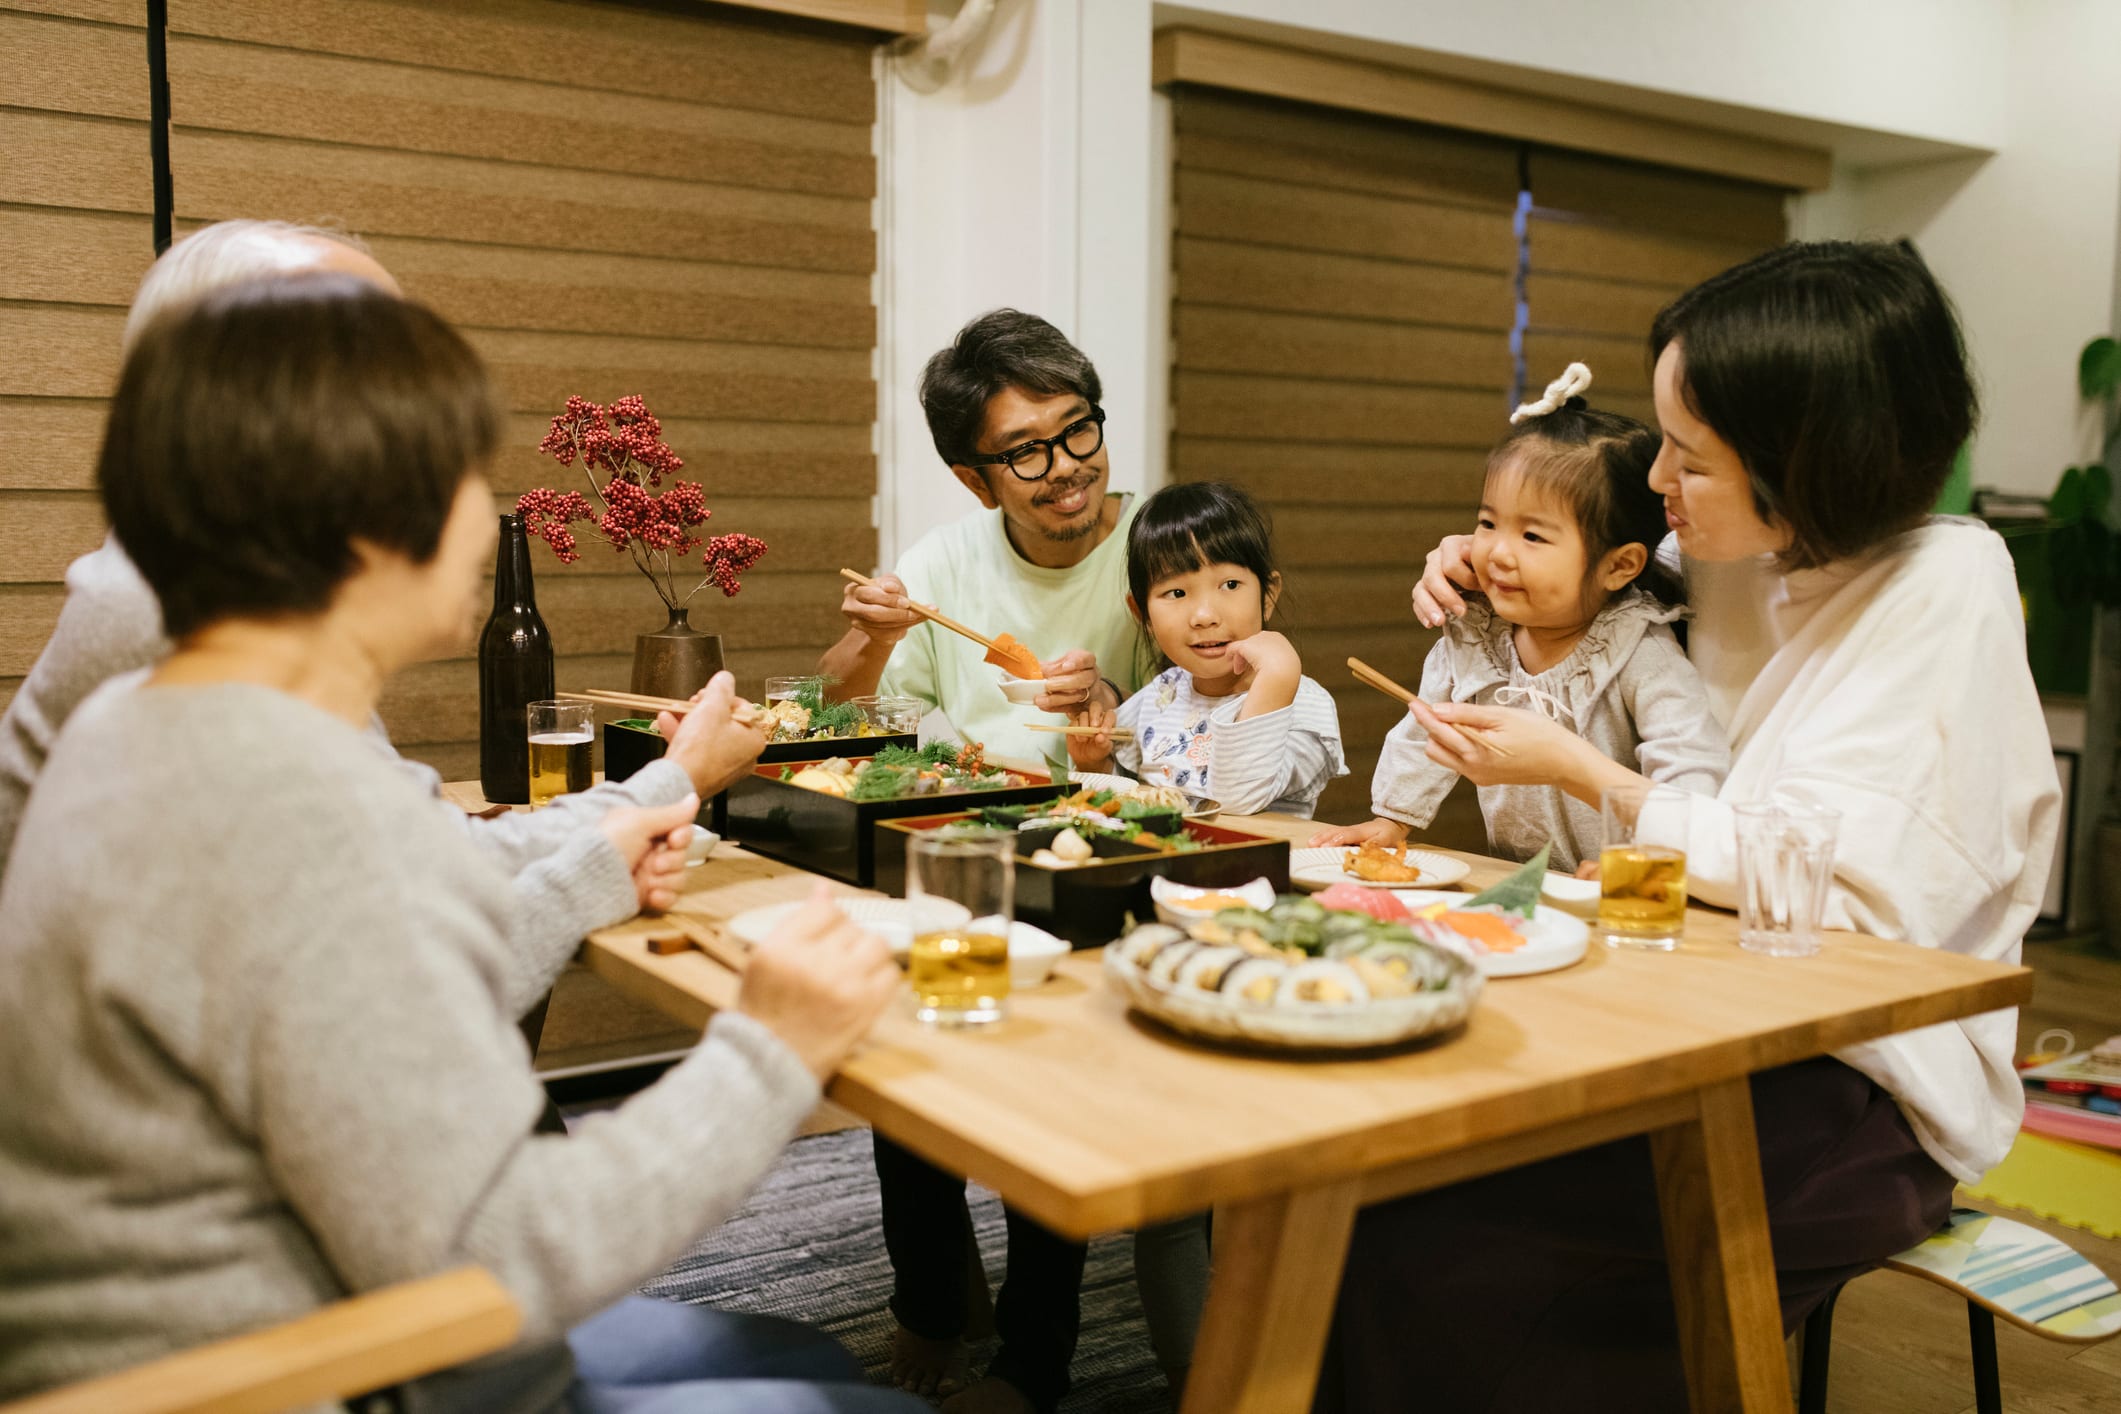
[{"left": 1103, "top": 893, "right": 1484, "bottom": 1052}]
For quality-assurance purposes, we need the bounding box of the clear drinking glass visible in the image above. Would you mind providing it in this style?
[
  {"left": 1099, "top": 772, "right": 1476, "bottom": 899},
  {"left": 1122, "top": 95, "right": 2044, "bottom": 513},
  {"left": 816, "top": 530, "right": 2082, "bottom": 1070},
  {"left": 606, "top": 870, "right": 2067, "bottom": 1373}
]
[
  {"left": 853, "top": 694, "right": 923, "bottom": 735},
  {"left": 906, "top": 830, "right": 1014, "bottom": 1027},
  {"left": 1735, "top": 802, "right": 1841, "bottom": 957},
  {"left": 763, "top": 676, "right": 808, "bottom": 704},
  {"left": 1599, "top": 783, "right": 1691, "bottom": 951},
  {"left": 526, "top": 700, "right": 593, "bottom": 806}
]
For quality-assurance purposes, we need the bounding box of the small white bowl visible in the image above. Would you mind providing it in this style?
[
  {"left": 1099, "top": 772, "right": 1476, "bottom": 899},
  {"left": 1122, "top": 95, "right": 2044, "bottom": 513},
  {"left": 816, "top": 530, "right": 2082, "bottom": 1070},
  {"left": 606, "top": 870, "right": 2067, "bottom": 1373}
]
[
  {"left": 997, "top": 674, "right": 1044, "bottom": 705},
  {"left": 685, "top": 828, "right": 721, "bottom": 866},
  {"left": 1150, "top": 876, "right": 1278, "bottom": 927},
  {"left": 1539, "top": 871, "right": 1602, "bottom": 918},
  {"left": 1008, "top": 922, "right": 1070, "bottom": 987}
]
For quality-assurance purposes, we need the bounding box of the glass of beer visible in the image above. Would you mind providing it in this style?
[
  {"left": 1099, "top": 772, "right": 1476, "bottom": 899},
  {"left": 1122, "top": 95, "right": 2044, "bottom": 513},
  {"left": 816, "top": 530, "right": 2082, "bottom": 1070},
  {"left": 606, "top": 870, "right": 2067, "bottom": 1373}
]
[
  {"left": 906, "top": 830, "right": 1013, "bottom": 1028},
  {"left": 1598, "top": 783, "right": 1690, "bottom": 950},
  {"left": 526, "top": 700, "right": 594, "bottom": 806}
]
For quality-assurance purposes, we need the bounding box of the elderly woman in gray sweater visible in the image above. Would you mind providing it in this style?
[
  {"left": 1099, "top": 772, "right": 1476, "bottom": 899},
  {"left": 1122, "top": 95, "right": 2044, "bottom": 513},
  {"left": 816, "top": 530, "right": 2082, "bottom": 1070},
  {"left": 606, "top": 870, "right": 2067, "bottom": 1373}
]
[
  {"left": 0, "top": 219, "right": 764, "bottom": 1008},
  {"left": 0, "top": 277, "right": 918, "bottom": 1414}
]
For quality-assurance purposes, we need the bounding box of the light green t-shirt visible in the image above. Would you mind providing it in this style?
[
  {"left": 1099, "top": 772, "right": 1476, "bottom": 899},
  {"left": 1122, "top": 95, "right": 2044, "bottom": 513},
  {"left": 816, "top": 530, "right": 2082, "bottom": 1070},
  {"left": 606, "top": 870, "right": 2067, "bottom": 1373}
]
[{"left": 879, "top": 494, "right": 1155, "bottom": 764}]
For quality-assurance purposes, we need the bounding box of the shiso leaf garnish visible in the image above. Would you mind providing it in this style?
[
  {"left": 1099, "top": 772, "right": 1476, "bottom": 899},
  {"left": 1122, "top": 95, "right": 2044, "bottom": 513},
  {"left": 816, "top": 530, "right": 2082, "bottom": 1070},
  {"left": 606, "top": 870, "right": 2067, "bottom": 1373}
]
[{"left": 1460, "top": 845, "right": 1551, "bottom": 918}]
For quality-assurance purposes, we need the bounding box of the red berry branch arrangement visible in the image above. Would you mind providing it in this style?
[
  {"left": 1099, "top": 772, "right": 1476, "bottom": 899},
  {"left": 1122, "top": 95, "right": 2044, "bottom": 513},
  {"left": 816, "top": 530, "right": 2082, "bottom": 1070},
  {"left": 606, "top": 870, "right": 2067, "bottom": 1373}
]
[{"left": 517, "top": 395, "right": 768, "bottom": 611}]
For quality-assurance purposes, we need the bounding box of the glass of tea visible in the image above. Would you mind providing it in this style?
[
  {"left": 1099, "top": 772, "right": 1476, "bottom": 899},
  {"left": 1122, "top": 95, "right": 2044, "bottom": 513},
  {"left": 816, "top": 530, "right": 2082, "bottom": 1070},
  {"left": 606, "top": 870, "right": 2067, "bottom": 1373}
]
[
  {"left": 526, "top": 700, "right": 594, "bottom": 806},
  {"left": 1598, "top": 783, "right": 1691, "bottom": 950},
  {"left": 1735, "top": 802, "right": 1840, "bottom": 957},
  {"left": 763, "top": 676, "right": 809, "bottom": 705},
  {"left": 905, "top": 830, "right": 1013, "bottom": 1028}
]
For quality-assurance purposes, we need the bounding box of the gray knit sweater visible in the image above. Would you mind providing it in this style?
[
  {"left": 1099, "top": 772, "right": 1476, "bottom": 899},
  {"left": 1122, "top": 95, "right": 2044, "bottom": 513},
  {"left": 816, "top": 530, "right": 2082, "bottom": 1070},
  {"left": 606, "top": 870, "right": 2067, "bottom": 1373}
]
[
  {"left": 0, "top": 536, "right": 691, "bottom": 984},
  {"left": 0, "top": 677, "right": 820, "bottom": 1409}
]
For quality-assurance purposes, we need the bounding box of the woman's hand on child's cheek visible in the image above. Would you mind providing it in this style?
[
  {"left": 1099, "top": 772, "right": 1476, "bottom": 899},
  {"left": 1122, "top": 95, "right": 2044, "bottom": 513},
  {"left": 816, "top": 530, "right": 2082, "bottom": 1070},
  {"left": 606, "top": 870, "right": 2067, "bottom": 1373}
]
[
  {"left": 1412, "top": 534, "right": 1478, "bottom": 628},
  {"left": 1035, "top": 649, "right": 1102, "bottom": 713},
  {"left": 1412, "top": 700, "right": 1589, "bottom": 788}
]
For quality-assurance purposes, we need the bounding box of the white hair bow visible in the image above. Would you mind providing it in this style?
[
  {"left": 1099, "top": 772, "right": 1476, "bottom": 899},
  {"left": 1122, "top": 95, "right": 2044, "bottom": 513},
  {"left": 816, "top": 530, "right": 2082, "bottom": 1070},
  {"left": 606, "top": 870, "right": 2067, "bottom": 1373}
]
[{"left": 1509, "top": 362, "right": 1594, "bottom": 425}]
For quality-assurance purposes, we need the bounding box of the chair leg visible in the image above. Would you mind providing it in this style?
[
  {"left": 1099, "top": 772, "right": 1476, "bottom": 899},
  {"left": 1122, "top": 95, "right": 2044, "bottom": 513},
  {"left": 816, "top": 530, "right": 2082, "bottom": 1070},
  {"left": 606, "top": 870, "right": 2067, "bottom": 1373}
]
[
  {"left": 1797, "top": 1284, "right": 1844, "bottom": 1414},
  {"left": 1967, "top": 1303, "right": 2001, "bottom": 1414}
]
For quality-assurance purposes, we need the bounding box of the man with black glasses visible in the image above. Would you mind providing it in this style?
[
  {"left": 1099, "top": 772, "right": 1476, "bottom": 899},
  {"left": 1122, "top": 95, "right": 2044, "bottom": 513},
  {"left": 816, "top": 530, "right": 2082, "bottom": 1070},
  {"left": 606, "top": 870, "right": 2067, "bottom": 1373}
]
[
  {"left": 818, "top": 309, "right": 1154, "bottom": 761},
  {"left": 818, "top": 312, "right": 1195, "bottom": 1414}
]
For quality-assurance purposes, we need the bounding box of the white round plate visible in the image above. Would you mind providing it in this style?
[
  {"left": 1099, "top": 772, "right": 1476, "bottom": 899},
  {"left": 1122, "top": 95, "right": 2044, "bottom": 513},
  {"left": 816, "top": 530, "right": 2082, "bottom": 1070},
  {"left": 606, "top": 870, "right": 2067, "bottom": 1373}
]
[
  {"left": 727, "top": 896, "right": 971, "bottom": 954},
  {"left": 1288, "top": 846, "right": 1472, "bottom": 891},
  {"left": 1067, "top": 772, "right": 1221, "bottom": 821},
  {"left": 1103, "top": 943, "right": 1482, "bottom": 1052},
  {"left": 1387, "top": 890, "right": 1589, "bottom": 977}
]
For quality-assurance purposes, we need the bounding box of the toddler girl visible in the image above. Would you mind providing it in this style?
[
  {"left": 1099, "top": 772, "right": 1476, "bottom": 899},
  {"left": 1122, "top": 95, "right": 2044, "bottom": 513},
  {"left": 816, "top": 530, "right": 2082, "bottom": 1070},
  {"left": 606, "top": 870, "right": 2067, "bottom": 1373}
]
[
  {"left": 1070, "top": 480, "right": 1345, "bottom": 816},
  {"left": 1317, "top": 364, "right": 1727, "bottom": 868}
]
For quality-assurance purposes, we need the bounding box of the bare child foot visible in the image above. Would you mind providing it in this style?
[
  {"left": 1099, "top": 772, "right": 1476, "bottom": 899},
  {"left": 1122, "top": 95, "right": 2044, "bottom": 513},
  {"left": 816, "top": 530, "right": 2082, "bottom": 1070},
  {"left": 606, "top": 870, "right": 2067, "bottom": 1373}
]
[
  {"left": 940, "top": 1376, "right": 1036, "bottom": 1414},
  {"left": 890, "top": 1325, "right": 970, "bottom": 1398}
]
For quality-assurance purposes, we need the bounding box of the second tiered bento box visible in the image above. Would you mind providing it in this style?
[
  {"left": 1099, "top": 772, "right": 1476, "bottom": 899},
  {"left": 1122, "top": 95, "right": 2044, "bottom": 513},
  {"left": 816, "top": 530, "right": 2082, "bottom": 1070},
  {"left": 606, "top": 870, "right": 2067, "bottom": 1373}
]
[
  {"left": 719, "top": 748, "right": 1066, "bottom": 887},
  {"left": 874, "top": 809, "right": 1292, "bottom": 946}
]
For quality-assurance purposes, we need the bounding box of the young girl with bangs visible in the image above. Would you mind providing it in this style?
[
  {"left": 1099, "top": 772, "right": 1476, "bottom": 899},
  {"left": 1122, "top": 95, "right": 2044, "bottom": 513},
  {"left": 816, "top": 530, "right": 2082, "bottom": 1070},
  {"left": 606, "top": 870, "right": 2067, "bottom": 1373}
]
[
  {"left": 1314, "top": 364, "right": 1729, "bottom": 869},
  {"left": 1068, "top": 480, "right": 1346, "bottom": 818}
]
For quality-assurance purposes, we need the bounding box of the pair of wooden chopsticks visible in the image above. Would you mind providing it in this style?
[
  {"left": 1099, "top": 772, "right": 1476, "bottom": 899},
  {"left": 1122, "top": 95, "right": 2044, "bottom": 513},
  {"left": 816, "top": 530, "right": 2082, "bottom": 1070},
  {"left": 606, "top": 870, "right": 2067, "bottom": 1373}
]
[
  {"left": 839, "top": 568, "right": 996, "bottom": 653},
  {"left": 1346, "top": 657, "right": 1515, "bottom": 759},
  {"left": 642, "top": 913, "right": 750, "bottom": 972},
  {"left": 558, "top": 689, "right": 764, "bottom": 728},
  {"left": 1023, "top": 722, "right": 1137, "bottom": 743}
]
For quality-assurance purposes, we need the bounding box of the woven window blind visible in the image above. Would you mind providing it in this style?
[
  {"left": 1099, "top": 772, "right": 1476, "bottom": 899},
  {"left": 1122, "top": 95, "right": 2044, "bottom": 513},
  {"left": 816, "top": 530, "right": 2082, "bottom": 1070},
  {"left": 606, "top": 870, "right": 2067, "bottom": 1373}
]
[
  {"left": 0, "top": 1, "right": 154, "bottom": 721},
  {"left": 1524, "top": 147, "right": 1788, "bottom": 427},
  {"left": 1169, "top": 89, "right": 1792, "bottom": 830},
  {"left": 1169, "top": 88, "right": 1517, "bottom": 830},
  {"left": 153, "top": 0, "right": 881, "bottom": 780}
]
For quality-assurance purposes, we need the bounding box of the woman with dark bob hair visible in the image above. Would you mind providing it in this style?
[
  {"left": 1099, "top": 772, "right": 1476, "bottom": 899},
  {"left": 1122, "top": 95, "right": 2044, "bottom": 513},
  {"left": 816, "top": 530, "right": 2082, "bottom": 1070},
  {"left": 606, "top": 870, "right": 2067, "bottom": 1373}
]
[
  {"left": 1315, "top": 241, "right": 2059, "bottom": 1410},
  {"left": 0, "top": 275, "right": 922, "bottom": 1414}
]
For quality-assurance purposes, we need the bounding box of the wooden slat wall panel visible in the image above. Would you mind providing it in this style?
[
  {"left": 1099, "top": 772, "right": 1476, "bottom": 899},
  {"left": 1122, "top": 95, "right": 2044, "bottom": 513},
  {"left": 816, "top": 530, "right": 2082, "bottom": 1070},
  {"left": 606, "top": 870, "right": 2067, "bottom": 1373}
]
[
  {"left": 1170, "top": 89, "right": 1515, "bottom": 832},
  {"left": 165, "top": 0, "right": 880, "bottom": 771},
  {"left": 1524, "top": 147, "right": 1788, "bottom": 377},
  {"left": 0, "top": 3, "right": 152, "bottom": 716}
]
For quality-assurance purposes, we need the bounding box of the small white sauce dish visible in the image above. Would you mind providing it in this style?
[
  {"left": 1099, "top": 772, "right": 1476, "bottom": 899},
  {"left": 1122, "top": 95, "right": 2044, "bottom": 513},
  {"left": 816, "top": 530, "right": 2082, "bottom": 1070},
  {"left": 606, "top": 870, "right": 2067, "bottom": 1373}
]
[
  {"left": 1006, "top": 922, "right": 1071, "bottom": 988},
  {"left": 1150, "top": 876, "right": 1278, "bottom": 927},
  {"left": 685, "top": 828, "right": 721, "bottom": 866},
  {"left": 1539, "top": 871, "right": 1601, "bottom": 918},
  {"left": 997, "top": 674, "right": 1044, "bottom": 705}
]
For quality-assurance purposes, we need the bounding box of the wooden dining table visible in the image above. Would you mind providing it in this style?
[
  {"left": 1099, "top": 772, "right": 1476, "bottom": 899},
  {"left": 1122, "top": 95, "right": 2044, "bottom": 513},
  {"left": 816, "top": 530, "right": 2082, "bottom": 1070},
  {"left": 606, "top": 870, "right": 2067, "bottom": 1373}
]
[{"left": 492, "top": 784, "right": 2029, "bottom": 1414}]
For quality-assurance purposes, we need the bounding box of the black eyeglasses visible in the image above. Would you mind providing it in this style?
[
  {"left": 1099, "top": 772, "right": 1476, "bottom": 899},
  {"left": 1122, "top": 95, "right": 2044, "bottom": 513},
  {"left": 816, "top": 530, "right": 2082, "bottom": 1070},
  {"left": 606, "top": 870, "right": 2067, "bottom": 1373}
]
[{"left": 963, "top": 406, "right": 1106, "bottom": 482}]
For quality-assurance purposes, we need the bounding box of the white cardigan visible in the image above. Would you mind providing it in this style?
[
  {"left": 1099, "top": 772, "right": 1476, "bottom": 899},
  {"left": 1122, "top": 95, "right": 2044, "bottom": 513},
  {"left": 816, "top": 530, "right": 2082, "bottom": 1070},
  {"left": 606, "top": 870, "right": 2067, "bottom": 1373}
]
[{"left": 1665, "top": 520, "right": 2058, "bottom": 1183}]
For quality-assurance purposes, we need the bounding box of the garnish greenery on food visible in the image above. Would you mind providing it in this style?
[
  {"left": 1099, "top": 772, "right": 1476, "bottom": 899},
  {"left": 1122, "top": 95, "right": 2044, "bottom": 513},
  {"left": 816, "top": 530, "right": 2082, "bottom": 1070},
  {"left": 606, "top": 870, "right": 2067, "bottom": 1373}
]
[
  {"left": 762, "top": 674, "right": 885, "bottom": 744},
  {"left": 1461, "top": 845, "right": 1550, "bottom": 918},
  {"left": 780, "top": 742, "right": 1019, "bottom": 801}
]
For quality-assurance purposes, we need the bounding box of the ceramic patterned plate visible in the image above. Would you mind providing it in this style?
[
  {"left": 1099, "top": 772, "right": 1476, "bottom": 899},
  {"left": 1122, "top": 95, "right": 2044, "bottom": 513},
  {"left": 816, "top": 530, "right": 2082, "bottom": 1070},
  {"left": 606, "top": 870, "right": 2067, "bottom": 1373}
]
[
  {"left": 1066, "top": 771, "right": 1221, "bottom": 821},
  {"left": 1288, "top": 846, "right": 1472, "bottom": 891},
  {"left": 1102, "top": 937, "right": 1482, "bottom": 1052},
  {"left": 1387, "top": 890, "right": 1590, "bottom": 978},
  {"left": 727, "top": 896, "right": 971, "bottom": 954}
]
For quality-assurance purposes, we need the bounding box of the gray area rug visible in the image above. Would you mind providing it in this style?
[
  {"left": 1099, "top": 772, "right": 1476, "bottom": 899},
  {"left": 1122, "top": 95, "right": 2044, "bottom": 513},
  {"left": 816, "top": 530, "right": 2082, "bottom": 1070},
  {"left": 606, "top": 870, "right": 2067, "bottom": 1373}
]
[{"left": 640, "top": 1127, "right": 1175, "bottom": 1413}]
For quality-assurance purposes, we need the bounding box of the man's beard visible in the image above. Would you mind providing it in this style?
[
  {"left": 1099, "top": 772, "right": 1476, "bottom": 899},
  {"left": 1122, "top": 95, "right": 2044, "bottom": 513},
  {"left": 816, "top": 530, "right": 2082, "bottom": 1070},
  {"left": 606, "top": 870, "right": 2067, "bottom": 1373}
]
[{"left": 1033, "top": 479, "right": 1103, "bottom": 542}]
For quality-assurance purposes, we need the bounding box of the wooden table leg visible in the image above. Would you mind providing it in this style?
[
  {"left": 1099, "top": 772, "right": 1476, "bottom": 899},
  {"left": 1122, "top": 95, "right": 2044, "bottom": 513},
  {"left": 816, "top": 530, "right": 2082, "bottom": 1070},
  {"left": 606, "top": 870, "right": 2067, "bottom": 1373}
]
[
  {"left": 1649, "top": 1078, "right": 1794, "bottom": 1413},
  {"left": 1180, "top": 1178, "right": 1360, "bottom": 1414}
]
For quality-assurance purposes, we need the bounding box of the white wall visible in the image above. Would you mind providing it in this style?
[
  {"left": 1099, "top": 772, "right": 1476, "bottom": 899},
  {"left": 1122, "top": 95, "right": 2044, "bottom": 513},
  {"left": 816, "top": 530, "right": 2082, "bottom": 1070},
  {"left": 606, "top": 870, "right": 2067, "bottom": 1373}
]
[
  {"left": 1794, "top": 0, "right": 2121, "bottom": 495},
  {"left": 874, "top": 0, "right": 2121, "bottom": 556}
]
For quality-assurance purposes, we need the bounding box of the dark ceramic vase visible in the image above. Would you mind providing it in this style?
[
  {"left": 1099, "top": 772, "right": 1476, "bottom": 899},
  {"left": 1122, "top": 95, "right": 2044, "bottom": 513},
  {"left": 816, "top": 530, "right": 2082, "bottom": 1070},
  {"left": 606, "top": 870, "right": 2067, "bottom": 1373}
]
[{"left": 632, "top": 607, "right": 723, "bottom": 702}]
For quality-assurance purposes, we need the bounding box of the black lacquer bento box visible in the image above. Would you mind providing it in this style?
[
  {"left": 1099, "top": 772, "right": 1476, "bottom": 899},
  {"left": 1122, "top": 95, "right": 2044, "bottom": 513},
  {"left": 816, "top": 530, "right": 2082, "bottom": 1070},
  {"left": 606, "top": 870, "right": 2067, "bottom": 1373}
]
[
  {"left": 602, "top": 720, "right": 921, "bottom": 830},
  {"left": 717, "top": 754, "right": 1065, "bottom": 887},
  {"left": 873, "top": 811, "right": 1292, "bottom": 946}
]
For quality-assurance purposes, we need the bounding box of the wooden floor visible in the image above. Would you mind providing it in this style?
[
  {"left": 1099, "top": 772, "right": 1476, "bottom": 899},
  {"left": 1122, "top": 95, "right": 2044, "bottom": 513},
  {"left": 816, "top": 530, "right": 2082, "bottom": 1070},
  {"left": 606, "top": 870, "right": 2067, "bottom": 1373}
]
[{"left": 1800, "top": 935, "right": 2121, "bottom": 1412}]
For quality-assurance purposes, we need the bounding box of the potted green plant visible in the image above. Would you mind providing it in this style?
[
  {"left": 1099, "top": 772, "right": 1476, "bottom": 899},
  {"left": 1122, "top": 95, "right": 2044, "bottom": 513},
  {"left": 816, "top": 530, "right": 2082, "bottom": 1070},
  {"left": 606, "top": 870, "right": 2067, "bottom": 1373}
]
[{"left": 2051, "top": 337, "right": 2121, "bottom": 947}]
